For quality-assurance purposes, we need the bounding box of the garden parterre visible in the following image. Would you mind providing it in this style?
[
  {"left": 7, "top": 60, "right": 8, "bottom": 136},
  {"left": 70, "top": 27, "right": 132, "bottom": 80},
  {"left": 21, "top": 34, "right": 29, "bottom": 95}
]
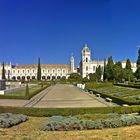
[{"left": 93, "top": 86, "right": 140, "bottom": 103}]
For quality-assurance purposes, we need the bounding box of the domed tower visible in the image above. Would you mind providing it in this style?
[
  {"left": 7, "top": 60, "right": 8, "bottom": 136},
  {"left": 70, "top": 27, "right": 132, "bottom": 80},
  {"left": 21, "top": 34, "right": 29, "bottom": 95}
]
[
  {"left": 81, "top": 44, "right": 91, "bottom": 78},
  {"left": 82, "top": 44, "right": 91, "bottom": 63},
  {"left": 70, "top": 54, "right": 75, "bottom": 73}
]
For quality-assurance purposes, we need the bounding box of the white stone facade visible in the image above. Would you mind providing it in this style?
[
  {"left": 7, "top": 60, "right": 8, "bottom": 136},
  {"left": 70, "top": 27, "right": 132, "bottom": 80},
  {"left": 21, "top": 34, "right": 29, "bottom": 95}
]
[
  {"left": 0, "top": 64, "right": 71, "bottom": 80},
  {"left": 80, "top": 44, "right": 137, "bottom": 79}
]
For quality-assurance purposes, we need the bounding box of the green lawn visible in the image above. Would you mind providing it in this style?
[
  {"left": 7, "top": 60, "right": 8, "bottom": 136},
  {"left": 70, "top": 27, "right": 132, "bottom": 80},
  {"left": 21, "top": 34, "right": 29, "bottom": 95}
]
[
  {"left": 0, "top": 84, "right": 50, "bottom": 99},
  {"left": 93, "top": 86, "right": 140, "bottom": 103},
  {"left": 6, "top": 85, "right": 42, "bottom": 97}
]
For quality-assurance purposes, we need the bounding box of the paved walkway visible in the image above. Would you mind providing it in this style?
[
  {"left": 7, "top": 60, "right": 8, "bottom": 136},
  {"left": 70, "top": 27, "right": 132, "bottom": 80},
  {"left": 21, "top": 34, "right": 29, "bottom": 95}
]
[{"left": 30, "top": 84, "right": 114, "bottom": 108}]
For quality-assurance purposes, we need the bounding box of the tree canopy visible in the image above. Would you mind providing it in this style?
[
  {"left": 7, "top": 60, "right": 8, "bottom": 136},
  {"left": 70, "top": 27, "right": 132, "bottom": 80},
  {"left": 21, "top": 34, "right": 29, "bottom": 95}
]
[
  {"left": 2, "top": 62, "right": 6, "bottom": 80},
  {"left": 125, "top": 59, "right": 131, "bottom": 70},
  {"left": 105, "top": 56, "right": 114, "bottom": 81},
  {"left": 69, "top": 73, "right": 82, "bottom": 81},
  {"left": 113, "top": 61, "right": 123, "bottom": 82},
  {"left": 135, "top": 49, "right": 140, "bottom": 79}
]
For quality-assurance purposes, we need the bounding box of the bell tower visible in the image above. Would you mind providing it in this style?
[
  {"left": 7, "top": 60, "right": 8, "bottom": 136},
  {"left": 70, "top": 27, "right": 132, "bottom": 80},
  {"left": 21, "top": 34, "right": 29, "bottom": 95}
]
[
  {"left": 81, "top": 44, "right": 91, "bottom": 78},
  {"left": 82, "top": 44, "right": 91, "bottom": 63},
  {"left": 70, "top": 54, "right": 75, "bottom": 73}
]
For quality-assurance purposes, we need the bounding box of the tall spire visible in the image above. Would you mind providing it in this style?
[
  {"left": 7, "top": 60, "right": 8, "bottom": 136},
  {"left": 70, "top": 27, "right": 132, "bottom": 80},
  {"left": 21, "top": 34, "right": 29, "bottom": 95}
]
[{"left": 70, "top": 53, "right": 74, "bottom": 73}]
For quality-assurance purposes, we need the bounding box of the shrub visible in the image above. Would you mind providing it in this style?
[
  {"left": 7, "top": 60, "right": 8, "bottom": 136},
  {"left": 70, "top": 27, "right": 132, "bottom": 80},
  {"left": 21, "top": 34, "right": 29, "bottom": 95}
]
[
  {"left": 41, "top": 114, "right": 140, "bottom": 131},
  {"left": 41, "top": 116, "right": 83, "bottom": 131},
  {"left": 0, "top": 113, "right": 28, "bottom": 128},
  {"left": 75, "top": 113, "right": 120, "bottom": 121}
]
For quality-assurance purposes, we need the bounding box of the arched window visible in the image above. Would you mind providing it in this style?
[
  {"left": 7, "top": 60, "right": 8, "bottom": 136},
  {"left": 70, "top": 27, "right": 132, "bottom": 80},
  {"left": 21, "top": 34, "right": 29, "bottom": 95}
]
[
  {"left": 17, "top": 76, "right": 21, "bottom": 80},
  {"left": 57, "top": 76, "right": 61, "bottom": 79},
  {"left": 47, "top": 76, "right": 50, "bottom": 79},
  {"left": 12, "top": 76, "right": 16, "bottom": 80},
  {"left": 22, "top": 76, "right": 25, "bottom": 80},
  {"left": 27, "top": 76, "right": 30, "bottom": 80},
  {"left": 86, "top": 58, "right": 88, "bottom": 62},
  {"left": 32, "top": 76, "right": 35, "bottom": 80},
  {"left": 42, "top": 76, "right": 46, "bottom": 79},
  {"left": 62, "top": 76, "right": 66, "bottom": 79},
  {"left": 52, "top": 76, "right": 56, "bottom": 79}
]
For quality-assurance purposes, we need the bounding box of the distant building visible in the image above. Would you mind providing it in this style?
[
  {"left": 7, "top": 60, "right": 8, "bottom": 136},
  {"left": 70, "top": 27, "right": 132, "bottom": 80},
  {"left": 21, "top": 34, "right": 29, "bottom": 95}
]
[
  {"left": 0, "top": 64, "right": 71, "bottom": 80},
  {"left": 0, "top": 44, "right": 137, "bottom": 80},
  {"left": 79, "top": 44, "right": 104, "bottom": 79}
]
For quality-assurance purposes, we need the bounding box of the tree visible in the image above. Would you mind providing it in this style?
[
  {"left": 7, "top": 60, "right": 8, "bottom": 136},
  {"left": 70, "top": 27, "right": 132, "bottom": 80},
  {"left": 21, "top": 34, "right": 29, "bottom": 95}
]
[
  {"left": 105, "top": 56, "right": 114, "bottom": 81},
  {"left": 2, "top": 62, "right": 6, "bottom": 80},
  {"left": 69, "top": 73, "right": 82, "bottom": 81},
  {"left": 135, "top": 49, "right": 140, "bottom": 79},
  {"left": 137, "top": 49, "right": 140, "bottom": 66},
  {"left": 103, "top": 59, "right": 107, "bottom": 81},
  {"left": 123, "top": 69, "right": 135, "bottom": 82},
  {"left": 96, "top": 65, "right": 102, "bottom": 81},
  {"left": 113, "top": 62, "right": 123, "bottom": 82},
  {"left": 37, "top": 57, "right": 41, "bottom": 81},
  {"left": 135, "top": 65, "right": 140, "bottom": 79},
  {"left": 89, "top": 73, "right": 97, "bottom": 82},
  {"left": 25, "top": 84, "right": 29, "bottom": 99},
  {"left": 82, "top": 77, "right": 89, "bottom": 83},
  {"left": 125, "top": 59, "right": 131, "bottom": 70}
]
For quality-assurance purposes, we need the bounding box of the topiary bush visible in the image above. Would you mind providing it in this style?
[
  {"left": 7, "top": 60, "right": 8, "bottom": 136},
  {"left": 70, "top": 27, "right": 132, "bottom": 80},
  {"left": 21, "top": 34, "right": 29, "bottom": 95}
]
[
  {"left": 41, "top": 115, "right": 140, "bottom": 131},
  {"left": 0, "top": 113, "right": 28, "bottom": 128}
]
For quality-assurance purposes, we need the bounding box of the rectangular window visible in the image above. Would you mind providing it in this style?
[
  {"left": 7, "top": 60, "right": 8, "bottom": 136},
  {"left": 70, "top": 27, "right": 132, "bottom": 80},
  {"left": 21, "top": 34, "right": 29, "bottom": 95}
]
[
  {"left": 93, "top": 66, "right": 96, "bottom": 71},
  {"left": 86, "top": 66, "right": 88, "bottom": 71}
]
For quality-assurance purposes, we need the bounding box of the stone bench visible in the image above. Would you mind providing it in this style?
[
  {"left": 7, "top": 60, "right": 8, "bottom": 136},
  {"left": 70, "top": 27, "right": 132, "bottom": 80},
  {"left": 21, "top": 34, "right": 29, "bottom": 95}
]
[
  {"left": 96, "top": 94, "right": 100, "bottom": 97},
  {"left": 122, "top": 104, "right": 129, "bottom": 107},
  {"left": 89, "top": 91, "right": 93, "bottom": 94},
  {"left": 105, "top": 97, "right": 112, "bottom": 102}
]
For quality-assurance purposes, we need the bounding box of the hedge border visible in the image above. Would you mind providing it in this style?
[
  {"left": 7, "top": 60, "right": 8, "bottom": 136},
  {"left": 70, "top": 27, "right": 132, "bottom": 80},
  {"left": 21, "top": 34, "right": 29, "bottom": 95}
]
[
  {"left": 114, "top": 83, "right": 140, "bottom": 89},
  {"left": 0, "top": 106, "right": 140, "bottom": 117}
]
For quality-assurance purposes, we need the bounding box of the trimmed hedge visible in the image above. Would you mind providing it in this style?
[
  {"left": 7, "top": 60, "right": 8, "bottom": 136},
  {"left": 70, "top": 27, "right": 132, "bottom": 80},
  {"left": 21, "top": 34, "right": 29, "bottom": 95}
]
[
  {"left": 88, "top": 89, "right": 139, "bottom": 105},
  {"left": 114, "top": 83, "right": 140, "bottom": 89},
  {"left": 86, "top": 82, "right": 113, "bottom": 89},
  {"left": 41, "top": 115, "right": 140, "bottom": 131},
  {"left": 0, "top": 106, "right": 140, "bottom": 117}
]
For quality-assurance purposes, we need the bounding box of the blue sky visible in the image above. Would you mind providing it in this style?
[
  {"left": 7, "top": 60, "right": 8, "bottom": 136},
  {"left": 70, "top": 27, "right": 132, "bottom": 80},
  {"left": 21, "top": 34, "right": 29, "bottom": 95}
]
[{"left": 0, "top": 0, "right": 140, "bottom": 66}]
